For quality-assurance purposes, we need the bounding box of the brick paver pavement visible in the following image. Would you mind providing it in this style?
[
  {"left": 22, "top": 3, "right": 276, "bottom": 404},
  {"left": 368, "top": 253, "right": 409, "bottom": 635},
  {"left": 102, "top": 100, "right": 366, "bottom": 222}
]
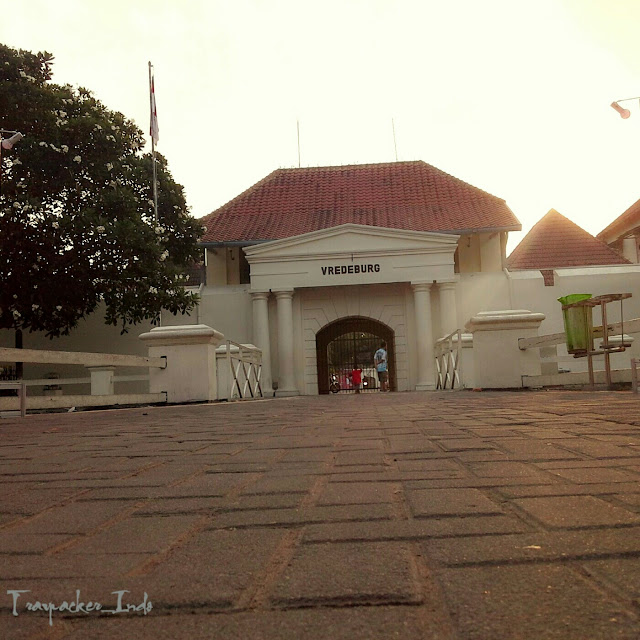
[{"left": 3, "top": 391, "right": 640, "bottom": 638}]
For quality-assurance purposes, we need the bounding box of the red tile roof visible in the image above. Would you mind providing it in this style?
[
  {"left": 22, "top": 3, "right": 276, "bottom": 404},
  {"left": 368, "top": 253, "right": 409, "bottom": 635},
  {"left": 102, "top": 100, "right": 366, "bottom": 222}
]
[
  {"left": 199, "top": 161, "right": 521, "bottom": 244},
  {"left": 507, "top": 209, "right": 630, "bottom": 270},
  {"left": 597, "top": 197, "right": 640, "bottom": 243}
]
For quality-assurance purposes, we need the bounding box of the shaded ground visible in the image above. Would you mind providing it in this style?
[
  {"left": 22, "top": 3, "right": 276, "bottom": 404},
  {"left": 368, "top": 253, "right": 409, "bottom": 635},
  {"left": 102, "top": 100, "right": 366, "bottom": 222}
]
[{"left": 2, "top": 390, "right": 640, "bottom": 638}]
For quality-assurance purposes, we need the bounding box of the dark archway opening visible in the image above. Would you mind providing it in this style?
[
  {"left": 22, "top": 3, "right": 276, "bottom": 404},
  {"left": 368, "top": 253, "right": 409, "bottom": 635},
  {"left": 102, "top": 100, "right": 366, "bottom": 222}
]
[{"left": 316, "top": 316, "right": 395, "bottom": 394}]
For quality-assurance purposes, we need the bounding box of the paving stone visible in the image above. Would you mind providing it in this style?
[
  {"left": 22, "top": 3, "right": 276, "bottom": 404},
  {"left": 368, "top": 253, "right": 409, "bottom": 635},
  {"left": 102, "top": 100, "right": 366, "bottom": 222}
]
[
  {"left": 552, "top": 440, "right": 640, "bottom": 459},
  {"left": 159, "top": 473, "right": 261, "bottom": 497},
  {"left": 437, "top": 439, "right": 495, "bottom": 452},
  {"left": 436, "top": 564, "right": 639, "bottom": 639},
  {"left": 582, "top": 557, "right": 640, "bottom": 600},
  {"left": 317, "top": 482, "right": 397, "bottom": 505},
  {"left": 134, "top": 498, "right": 224, "bottom": 515},
  {"left": 0, "top": 488, "right": 85, "bottom": 514},
  {"left": 76, "top": 487, "right": 166, "bottom": 501},
  {"left": 467, "top": 461, "right": 556, "bottom": 479},
  {"left": 240, "top": 475, "right": 317, "bottom": 495},
  {"left": 303, "top": 515, "right": 530, "bottom": 543},
  {"left": 407, "top": 489, "right": 504, "bottom": 518},
  {"left": 497, "top": 482, "right": 640, "bottom": 499},
  {"left": 0, "top": 533, "right": 72, "bottom": 554},
  {"left": 2, "top": 552, "right": 152, "bottom": 579},
  {"left": 222, "top": 493, "right": 304, "bottom": 511},
  {"left": 424, "top": 532, "right": 564, "bottom": 567},
  {"left": 611, "top": 493, "right": 640, "bottom": 508},
  {"left": 386, "top": 437, "right": 439, "bottom": 453},
  {"left": 496, "top": 439, "right": 581, "bottom": 460},
  {"left": 65, "top": 515, "right": 202, "bottom": 554},
  {"left": 512, "top": 496, "right": 640, "bottom": 528},
  {"left": 6, "top": 501, "right": 134, "bottom": 535},
  {"left": 271, "top": 542, "right": 419, "bottom": 605},
  {"left": 546, "top": 467, "right": 640, "bottom": 484},
  {"left": 334, "top": 452, "right": 385, "bottom": 466},
  {"left": 395, "top": 459, "right": 462, "bottom": 472},
  {"left": 208, "top": 504, "right": 394, "bottom": 529},
  {"left": 127, "top": 528, "right": 284, "bottom": 607}
]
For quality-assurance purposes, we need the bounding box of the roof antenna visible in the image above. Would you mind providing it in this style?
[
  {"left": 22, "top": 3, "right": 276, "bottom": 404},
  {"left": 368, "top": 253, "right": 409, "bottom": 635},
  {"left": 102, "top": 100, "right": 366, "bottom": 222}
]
[
  {"left": 392, "top": 118, "right": 398, "bottom": 162},
  {"left": 297, "top": 119, "right": 301, "bottom": 168}
]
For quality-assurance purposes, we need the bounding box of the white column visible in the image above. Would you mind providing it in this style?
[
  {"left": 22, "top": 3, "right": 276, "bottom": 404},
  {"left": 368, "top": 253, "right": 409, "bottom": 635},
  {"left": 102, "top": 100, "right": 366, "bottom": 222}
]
[
  {"left": 252, "top": 291, "right": 272, "bottom": 394},
  {"left": 412, "top": 282, "right": 435, "bottom": 391},
  {"left": 275, "top": 290, "right": 299, "bottom": 396},
  {"left": 438, "top": 281, "right": 458, "bottom": 338}
]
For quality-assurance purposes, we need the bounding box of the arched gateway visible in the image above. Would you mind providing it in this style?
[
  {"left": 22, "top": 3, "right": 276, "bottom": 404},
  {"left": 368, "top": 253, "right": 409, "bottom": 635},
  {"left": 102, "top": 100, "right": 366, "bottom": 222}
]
[{"left": 316, "top": 317, "right": 395, "bottom": 394}]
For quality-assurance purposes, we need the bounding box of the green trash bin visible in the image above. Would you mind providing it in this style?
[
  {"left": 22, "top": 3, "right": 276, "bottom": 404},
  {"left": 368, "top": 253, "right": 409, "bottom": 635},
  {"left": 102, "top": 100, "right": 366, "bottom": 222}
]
[{"left": 557, "top": 294, "right": 593, "bottom": 354}]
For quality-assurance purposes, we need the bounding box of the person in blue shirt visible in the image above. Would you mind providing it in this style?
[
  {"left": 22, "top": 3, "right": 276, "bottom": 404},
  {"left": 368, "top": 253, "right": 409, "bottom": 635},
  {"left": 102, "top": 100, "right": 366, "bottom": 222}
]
[{"left": 374, "top": 341, "right": 389, "bottom": 392}]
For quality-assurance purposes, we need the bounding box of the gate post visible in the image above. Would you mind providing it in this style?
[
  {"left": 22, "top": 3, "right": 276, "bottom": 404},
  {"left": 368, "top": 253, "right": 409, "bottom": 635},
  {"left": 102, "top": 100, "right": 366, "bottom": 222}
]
[
  {"left": 466, "top": 310, "right": 545, "bottom": 388},
  {"left": 139, "top": 324, "right": 224, "bottom": 403}
]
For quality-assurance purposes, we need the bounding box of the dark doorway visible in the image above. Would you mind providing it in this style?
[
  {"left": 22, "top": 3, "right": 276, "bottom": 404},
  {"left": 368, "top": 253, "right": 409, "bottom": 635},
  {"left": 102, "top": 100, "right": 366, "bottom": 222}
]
[{"left": 316, "top": 317, "right": 395, "bottom": 394}]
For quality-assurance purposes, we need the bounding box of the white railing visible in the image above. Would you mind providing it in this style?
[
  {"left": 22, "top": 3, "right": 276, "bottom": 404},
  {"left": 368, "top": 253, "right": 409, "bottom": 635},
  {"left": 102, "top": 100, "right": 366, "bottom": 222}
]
[
  {"left": 518, "top": 317, "right": 640, "bottom": 388},
  {"left": 435, "top": 329, "right": 463, "bottom": 390},
  {"left": 226, "top": 340, "right": 263, "bottom": 401},
  {"left": 0, "top": 347, "right": 167, "bottom": 416}
]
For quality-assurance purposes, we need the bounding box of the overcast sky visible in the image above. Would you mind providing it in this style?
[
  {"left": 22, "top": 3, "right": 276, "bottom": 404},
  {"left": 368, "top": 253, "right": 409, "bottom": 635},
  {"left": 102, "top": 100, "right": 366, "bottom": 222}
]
[{"left": 6, "top": 0, "right": 640, "bottom": 251}]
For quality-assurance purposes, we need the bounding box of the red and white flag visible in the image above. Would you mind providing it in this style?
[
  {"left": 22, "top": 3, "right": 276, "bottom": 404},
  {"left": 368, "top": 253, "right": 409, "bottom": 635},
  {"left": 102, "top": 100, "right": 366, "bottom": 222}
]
[{"left": 149, "top": 68, "right": 159, "bottom": 145}]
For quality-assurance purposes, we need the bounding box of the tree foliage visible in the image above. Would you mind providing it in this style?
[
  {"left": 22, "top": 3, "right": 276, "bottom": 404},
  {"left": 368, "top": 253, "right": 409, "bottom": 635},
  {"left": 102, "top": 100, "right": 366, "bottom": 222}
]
[{"left": 0, "top": 44, "right": 202, "bottom": 337}]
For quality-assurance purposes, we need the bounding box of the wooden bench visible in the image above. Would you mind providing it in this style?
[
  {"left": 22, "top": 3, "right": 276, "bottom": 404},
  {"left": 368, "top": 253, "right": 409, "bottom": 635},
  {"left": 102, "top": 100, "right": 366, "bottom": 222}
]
[{"left": 0, "top": 381, "right": 26, "bottom": 417}]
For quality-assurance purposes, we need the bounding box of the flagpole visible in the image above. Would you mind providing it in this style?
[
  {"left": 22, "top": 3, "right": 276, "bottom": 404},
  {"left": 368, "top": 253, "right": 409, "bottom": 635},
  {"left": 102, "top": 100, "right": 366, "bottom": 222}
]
[
  {"left": 148, "top": 62, "right": 162, "bottom": 328},
  {"left": 148, "top": 61, "right": 159, "bottom": 225}
]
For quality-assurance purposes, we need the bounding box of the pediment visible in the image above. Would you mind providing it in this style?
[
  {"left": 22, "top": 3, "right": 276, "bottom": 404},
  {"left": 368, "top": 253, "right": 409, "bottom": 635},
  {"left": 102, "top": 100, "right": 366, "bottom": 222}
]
[{"left": 244, "top": 224, "right": 459, "bottom": 262}]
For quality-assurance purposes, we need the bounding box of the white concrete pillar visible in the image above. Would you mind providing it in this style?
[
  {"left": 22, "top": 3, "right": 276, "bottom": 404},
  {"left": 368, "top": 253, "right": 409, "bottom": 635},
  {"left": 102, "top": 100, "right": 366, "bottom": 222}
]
[
  {"left": 465, "top": 310, "right": 545, "bottom": 388},
  {"left": 275, "top": 290, "right": 298, "bottom": 396},
  {"left": 438, "top": 281, "right": 458, "bottom": 338},
  {"left": 251, "top": 291, "right": 273, "bottom": 394},
  {"left": 139, "top": 324, "right": 224, "bottom": 403},
  {"left": 412, "top": 282, "right": 435, "bottom": 391},
  {"left": 87, "top": 366, "right": 115, "bottom": 395}
]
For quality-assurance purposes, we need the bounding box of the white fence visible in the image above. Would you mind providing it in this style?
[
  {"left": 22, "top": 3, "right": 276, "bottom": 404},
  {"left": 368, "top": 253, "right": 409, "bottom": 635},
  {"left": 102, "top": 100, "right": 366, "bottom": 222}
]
[
  {"left": 518, "top": 317, "right": 640, "bottom": 388},
  {"left": 0, "top": 347, "right": 167, "bottom": 414},
  {"left": 435, "top": 330, "right": 463, "bottom": 390},
  {"left": 0, "top": 327, "right": 266, "bottom": 415},
  {"left": 219, "top": 341, "right": 264, "bottom": 401}
]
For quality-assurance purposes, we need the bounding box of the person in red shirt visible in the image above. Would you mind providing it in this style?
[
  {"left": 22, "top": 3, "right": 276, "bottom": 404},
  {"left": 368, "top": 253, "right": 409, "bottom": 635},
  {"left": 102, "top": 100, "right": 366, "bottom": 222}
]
[{"left": 351, "top": 367, "right": 362, "bottom": 394}]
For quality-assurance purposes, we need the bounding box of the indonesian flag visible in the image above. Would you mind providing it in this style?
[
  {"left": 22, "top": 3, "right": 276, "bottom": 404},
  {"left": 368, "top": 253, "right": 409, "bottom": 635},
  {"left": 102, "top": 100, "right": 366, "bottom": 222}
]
[{"left": 150, "top": 71, "right": 159, "bottom": 145}]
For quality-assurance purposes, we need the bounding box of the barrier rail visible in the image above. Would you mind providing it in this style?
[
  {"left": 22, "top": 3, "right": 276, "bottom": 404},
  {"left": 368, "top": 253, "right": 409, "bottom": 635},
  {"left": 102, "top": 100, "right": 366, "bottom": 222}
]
[
  {"left": 0, "top": 347, "right": 166, "bottom": 417},
  {"left": 226, "top": 340, "right": 263, "bottom": 401},
  {"left": 435, "top": 329, "right": 463, "bottom": 390},
  {"left": 519, "top": 316, "right": 640, "bottom": 389}
]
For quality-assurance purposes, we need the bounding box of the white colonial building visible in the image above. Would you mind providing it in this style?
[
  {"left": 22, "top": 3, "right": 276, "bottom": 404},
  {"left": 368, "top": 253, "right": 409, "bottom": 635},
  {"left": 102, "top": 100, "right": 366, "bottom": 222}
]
[
  {"left": 6, "top": 160, "right": 640, "bottom": 403},
  {"left": 196, "top": 161, "right": 520, "bottom": 395}
]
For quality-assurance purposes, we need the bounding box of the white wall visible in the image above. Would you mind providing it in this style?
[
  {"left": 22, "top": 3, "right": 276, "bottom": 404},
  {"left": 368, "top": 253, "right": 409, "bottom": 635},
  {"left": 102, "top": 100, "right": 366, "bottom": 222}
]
[{"left": 9, "top": 263, "right": 640, "bottom": 397}]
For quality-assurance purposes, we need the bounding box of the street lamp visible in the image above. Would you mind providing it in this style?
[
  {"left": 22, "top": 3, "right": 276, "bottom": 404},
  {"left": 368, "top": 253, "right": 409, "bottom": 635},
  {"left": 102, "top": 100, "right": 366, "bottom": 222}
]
[
  {"left": 610, "top": 97, "right": 640, "bottom": 119},
  {"left": 0, "top": 130, "right": 24, "bottom": 149}
]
